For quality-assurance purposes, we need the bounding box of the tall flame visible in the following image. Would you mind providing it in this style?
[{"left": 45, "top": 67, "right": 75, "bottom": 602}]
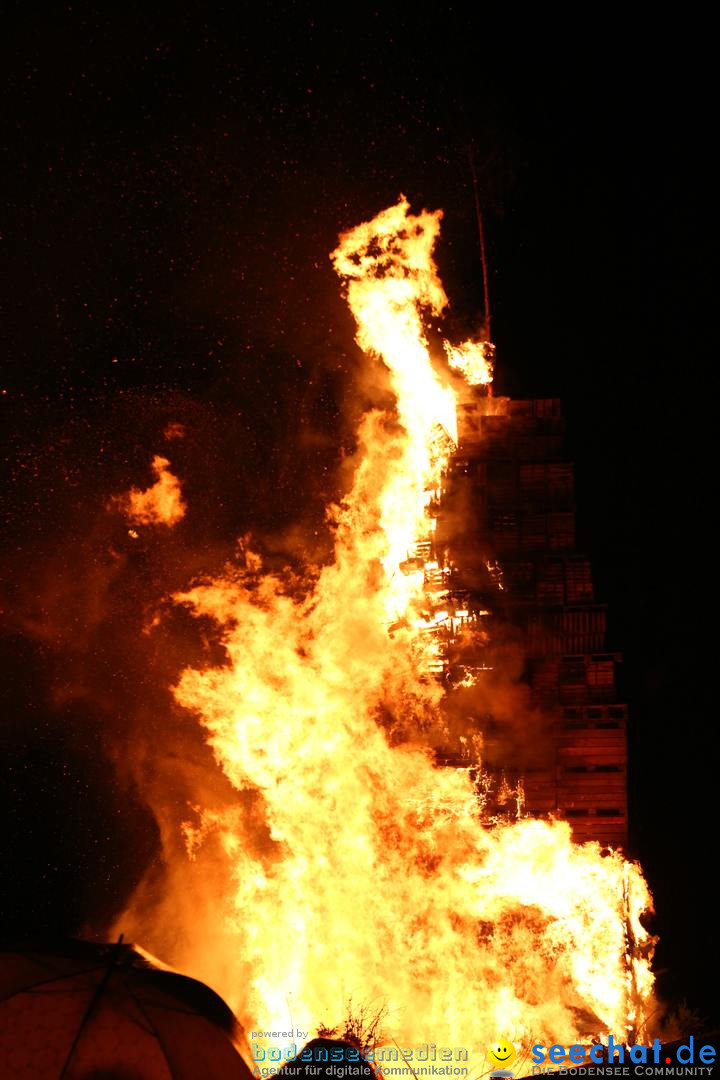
[{"left": 147, "top": 198, "right": 653, "bottom": 1060}]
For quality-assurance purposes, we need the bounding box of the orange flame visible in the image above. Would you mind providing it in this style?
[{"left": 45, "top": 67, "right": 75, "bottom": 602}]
[
  {"left": 121, "top": 454, "right": 186, "bottom": 527},
  {"left": 131, "top": 198, "right": 654, "bottom": 1061}
]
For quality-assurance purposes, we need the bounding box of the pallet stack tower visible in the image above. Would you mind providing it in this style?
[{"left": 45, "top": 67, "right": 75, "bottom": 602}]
[{"left": 441, "top": 394, "right": 627, "bottom": 848}]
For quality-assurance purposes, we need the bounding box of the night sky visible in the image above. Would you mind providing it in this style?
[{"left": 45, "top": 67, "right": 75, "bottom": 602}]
[{"left": 1, "top": 8, "right": 716, "bottom": 1026}]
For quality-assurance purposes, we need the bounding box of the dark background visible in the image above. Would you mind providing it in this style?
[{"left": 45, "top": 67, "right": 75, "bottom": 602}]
[{"left": 1, "top": 6, "right": 716, "bottom": 1025}]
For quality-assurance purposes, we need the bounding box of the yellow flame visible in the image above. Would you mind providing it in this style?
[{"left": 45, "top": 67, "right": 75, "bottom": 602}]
[
  {"left": 144, "top": 197, "right": 654, "bottom": 1061},
  {"left": 444, "top": 339, "right": 494, "bottom": 386},
  {"left": 330, "top": 196, "right": 457, "bottom": 627}
]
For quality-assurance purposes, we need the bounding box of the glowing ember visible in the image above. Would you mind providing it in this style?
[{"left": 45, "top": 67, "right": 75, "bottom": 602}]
[
  {"left": 120, "top": 454, "right": 186, "bottom": 527},
  {"left": 125, "top": 198, "right": 655, "bottom": 1062},
  {"left": 444, "top": 339, "right": 494, "bottom": 386}
]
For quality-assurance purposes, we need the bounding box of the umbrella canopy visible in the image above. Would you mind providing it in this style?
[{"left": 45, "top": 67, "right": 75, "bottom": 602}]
[{"left": 0, "top": 939, "right": 254, "bottom": 1079}]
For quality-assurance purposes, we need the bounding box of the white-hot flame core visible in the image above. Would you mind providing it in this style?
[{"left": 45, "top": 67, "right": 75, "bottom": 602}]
[{"left": 165, "top": 197, "right": 653, "bottom": 1060}]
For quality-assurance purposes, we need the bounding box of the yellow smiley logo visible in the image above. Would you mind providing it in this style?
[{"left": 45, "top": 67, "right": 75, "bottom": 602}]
[{"left": 488, "top": 1041, "right": 517, "bottom": 1069}]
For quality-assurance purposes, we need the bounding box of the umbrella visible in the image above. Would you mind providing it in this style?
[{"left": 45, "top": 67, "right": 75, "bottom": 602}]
[{"left": 0, "top": 938, "right": 254, "bottom": 1079}]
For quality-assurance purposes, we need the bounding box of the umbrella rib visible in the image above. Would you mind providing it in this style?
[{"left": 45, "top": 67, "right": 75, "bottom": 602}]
[
  {"left": 58, "top": 945, "right": 124, "bottom": 1079},
  {"left": 0, "top": 964, "right": 106, "bottom": 1003},
  {"left": 123, "top": 980, "right": 182, "bottom": 1080}
]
